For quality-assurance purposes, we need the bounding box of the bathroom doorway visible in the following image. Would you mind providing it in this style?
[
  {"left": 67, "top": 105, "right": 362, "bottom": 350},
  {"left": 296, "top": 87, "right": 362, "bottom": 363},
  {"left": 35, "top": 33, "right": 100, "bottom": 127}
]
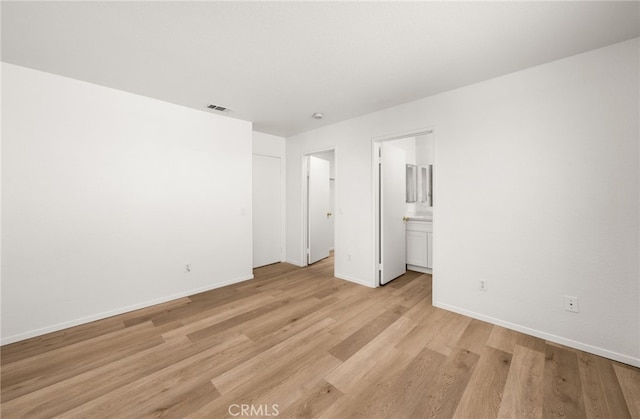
[{"left": 373, "top": 130, "right": 433, "bottom": 285}]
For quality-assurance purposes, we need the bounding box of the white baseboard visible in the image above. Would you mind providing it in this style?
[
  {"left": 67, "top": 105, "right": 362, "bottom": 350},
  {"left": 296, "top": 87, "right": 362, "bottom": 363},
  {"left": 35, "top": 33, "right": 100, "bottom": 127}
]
[
  {"left": 433, "top": 301, "right": 640, "bottom": 368},
  {"left": 1, "top": 274, "right": 255, "bottom": 346},
  {"left": 407, "top": 264, "right": 432, "bottom": 274},
  {"left": 284, "top": 258, "right": 304, "bottom": 267},
  {"left": 334, "top": 273, "right": 376, "bottom": 288}
]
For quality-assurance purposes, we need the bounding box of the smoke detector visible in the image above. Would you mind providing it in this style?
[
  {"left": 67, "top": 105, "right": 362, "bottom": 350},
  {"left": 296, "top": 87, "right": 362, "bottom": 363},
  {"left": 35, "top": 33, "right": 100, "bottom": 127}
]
[{"left": 312, "top": 112, "right": 324, "bottom": 120}]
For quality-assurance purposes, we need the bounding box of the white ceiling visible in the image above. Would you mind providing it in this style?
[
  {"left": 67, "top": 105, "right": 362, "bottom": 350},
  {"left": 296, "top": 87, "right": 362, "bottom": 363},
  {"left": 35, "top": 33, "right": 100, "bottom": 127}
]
[{"left": 2, "top": 1, "right": 639, "bottom": 137}]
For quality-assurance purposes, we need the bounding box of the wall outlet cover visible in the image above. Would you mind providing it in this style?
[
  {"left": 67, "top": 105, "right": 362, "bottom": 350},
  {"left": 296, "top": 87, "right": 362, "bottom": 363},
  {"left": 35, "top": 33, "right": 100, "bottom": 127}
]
[
  {"left": 564, "top": 295, "right": 579, "bottom": 313},
  {"left": 479, "top": 279, "right": 488, "bottom": 291}
]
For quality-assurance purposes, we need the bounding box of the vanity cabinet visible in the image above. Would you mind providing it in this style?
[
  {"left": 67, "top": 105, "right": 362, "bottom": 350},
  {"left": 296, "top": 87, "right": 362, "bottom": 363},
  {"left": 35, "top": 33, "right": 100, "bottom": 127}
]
[{"left": 406, "top": 220, "right": 432, "bottom": 273}]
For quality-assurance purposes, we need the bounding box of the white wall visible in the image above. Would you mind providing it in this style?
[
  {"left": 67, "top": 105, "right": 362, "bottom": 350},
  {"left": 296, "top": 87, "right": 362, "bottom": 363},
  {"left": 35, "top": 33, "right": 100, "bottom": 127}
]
[
  {"left": 253, "top": 131, "right": 285, "bottom": 158},
  {"left": 286, "top": 38, "right": 639, "bottom": 366},
  {"left": 1, "top": 63, "right": 254, "bottom": 344},
  {"left": 415, "top": 134, "right": 433, "bottom": 168},
  {"left": 415, "top": 133, "right": 434, "bottom": 213}
]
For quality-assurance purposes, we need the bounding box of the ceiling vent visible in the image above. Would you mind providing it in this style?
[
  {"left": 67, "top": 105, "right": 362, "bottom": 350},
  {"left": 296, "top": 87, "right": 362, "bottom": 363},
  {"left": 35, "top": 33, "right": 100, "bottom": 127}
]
[{"left": 206, "top": 104, "right": 231, "bottom": 112}]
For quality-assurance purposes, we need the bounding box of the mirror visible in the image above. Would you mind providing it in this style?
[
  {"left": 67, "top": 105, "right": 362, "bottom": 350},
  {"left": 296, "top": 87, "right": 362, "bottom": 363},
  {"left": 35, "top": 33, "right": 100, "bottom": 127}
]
[
  {"left": 419, "top": 166, "right": 428, "bottom": 203},
  {"left": 429, "top": 164, "right": 433, "bottom": 207},
  {"left": 406, "top": 164, "right": 417, "bottom": 202}
]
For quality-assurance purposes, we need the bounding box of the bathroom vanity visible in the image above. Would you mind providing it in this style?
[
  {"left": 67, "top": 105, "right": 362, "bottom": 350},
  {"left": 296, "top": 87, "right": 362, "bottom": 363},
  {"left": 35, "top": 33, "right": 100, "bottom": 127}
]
[{"left": 406, "top": 217, "right": 432, "bottom": 274}]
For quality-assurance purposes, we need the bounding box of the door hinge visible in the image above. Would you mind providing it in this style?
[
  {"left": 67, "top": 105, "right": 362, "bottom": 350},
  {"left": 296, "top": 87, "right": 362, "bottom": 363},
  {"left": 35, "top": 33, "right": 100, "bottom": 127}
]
[{"left": 378, "top": 263, "right": 383, "bottom": 270}]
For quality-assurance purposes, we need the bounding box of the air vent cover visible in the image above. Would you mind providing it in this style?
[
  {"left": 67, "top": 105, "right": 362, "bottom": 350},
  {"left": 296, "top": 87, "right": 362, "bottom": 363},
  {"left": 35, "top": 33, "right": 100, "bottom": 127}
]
[{"left": 206, "top": 104, "right": 231, "bottom": 112}]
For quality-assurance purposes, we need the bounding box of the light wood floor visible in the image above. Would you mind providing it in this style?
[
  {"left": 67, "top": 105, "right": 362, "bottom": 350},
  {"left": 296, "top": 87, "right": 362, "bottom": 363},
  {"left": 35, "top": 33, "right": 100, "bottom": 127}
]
[{"left": 2, "top": 255, "right": 639, "bottom": 418}]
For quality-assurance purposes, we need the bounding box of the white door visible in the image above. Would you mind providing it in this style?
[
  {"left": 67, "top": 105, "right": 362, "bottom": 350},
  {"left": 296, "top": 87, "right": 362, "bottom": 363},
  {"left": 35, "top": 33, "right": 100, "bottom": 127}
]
[
  {"left": 253, "top": 154, "right": 282, "bottom": 268},
  {"left": 380, "top": 143, "right": 407, "bottom": 284},
  {"left": 308, "top": 156, "right": 331, "bottom": 264}
]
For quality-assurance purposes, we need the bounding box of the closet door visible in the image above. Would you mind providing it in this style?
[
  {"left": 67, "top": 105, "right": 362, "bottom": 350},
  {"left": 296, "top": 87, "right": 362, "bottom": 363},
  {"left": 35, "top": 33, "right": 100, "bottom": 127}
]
[{"left": 253, "top": 154, "right": 282, "bottom": 268}]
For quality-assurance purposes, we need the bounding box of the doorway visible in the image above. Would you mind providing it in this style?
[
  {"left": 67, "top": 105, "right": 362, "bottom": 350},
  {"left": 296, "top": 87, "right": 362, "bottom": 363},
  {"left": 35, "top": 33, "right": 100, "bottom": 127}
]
[
  {"left": 303, "top": 149, "right": 336, "bottom": 269},
  {"left": 374, "top": 130, "right": 433, "bottom": 286}
]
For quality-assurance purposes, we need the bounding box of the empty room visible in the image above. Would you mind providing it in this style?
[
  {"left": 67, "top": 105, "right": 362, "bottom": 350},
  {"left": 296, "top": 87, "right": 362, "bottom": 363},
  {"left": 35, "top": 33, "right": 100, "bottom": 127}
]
[{"left": 1, "top": 1, "right": 639, "bottom": 418}]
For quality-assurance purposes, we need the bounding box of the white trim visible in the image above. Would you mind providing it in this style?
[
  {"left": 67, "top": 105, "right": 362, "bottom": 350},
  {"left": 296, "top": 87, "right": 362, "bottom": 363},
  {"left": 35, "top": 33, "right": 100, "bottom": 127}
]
[
  {"left": 407, "top": 265, "right": 432, "bottom": 274},
  {"left": 434, "top": 301, "right": 640, "bottom": 368},
  {"left": 280, "top": 153, "right": 287, "bottom": 264},
  {"left": 285, "top": 258, "right": 305, "bottom": 267},
  {"left": 372, "top": 141, "right": 381, "bottom": 287},
  {"left": 252, "top": 151, "right": 281, "bottom": 158},
  {"left": 334, "top": 273, "right": 376, "bottom": 288},
  {"left": 1, "top": 274, "right": 254, "bottom": 346},
  {"left": 372, "top": 127, "right": 434, "bottom": 144},
  {"left": 301, "top": 154, "right": 310, "bottom": 267}
]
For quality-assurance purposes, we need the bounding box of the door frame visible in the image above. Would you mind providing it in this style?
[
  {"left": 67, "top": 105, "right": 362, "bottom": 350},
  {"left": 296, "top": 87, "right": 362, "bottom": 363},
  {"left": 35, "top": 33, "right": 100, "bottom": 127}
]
[
  {"left": 301, "top": 147, "right": 337, "bottom": 267},
  {"left": 372, "top": 128, "right": 434, "bottom": 287}
]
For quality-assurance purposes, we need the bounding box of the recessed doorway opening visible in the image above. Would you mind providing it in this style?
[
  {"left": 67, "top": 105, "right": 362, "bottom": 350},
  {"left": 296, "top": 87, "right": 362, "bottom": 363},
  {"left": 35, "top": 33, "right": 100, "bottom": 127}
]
[
  {"left": 302, "top": 149, "right": 337, "bottom": 273},
  {"left": 373, "top": 129, "right": 434, "bottom": 286}
]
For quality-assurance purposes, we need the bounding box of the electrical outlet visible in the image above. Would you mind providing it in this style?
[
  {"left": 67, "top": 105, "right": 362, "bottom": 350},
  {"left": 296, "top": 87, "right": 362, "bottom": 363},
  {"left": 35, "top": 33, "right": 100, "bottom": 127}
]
[
  {"left": 564, "top": 296, "right": 579, "bottom": 313},
  {"left": 479, "top": 279, "right": 488, "bottom": 291}
]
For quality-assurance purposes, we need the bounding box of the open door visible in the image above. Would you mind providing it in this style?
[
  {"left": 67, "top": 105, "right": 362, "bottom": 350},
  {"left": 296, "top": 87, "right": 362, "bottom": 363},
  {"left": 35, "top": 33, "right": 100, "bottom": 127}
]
[
  {"left": 308, "top": 155, "right": 331, "bottom": 264},
  {"left": 380, "top": 143, "right": 407, "bottom": 284}
]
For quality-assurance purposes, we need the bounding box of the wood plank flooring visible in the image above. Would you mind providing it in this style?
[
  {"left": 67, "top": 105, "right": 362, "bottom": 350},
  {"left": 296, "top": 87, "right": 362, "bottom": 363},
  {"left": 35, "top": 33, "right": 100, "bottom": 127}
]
[{"left": 2, "top": 255, "right": 639, "bottom": 418}]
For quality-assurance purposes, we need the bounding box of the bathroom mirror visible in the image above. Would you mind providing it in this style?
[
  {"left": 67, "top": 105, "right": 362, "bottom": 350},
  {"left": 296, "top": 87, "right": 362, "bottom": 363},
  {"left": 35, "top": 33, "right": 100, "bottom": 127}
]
[
  {"left": 429, "top": 164, "right": 433, "bottom": 207},
  {"left": 406, "top": 164, "right": 417, "bottom": 202},
  {"left": 419, "top": 166, "right": 428, "bottom": 203}
]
